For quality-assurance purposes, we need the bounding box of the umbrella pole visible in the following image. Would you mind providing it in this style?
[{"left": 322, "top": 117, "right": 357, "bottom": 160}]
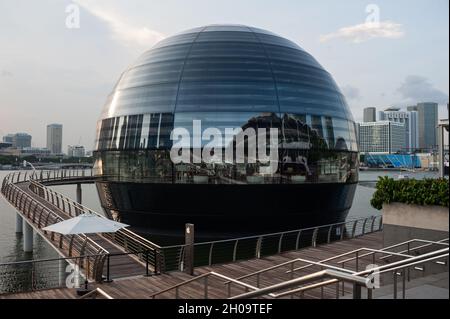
[{"left": 76, "top": 234, "right": 91, "bottom": 296}]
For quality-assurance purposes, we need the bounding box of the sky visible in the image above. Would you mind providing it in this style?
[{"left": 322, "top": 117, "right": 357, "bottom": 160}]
[{"left": 0, "top": 0, "right": 448, "bottom": 151}]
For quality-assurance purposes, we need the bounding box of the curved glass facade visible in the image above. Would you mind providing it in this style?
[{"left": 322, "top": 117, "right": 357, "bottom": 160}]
[{"left": 94, "top": 25, "right": 358, "bottom": 186}]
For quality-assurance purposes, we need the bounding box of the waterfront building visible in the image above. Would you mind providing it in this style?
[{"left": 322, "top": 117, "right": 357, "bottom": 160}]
[
  {"left": 11, "top": 133, "right": 32, "bottom": 149},
  {"left": 379, "top": 108, "right": 419, "bottom": 152},
  {"left": 67, "top": 145, "right": 86, "bottom": 157},
  {"left": 93, "top": 25, "right": 359, "bottom": 240},
  {"left": 358, "top": 121, "right": 406, "bottom": 154},
  {"left": 46, "top": 124, "right": 63, "bottom": 155},
  {"left": 363, "top": 107, "right": 377, "bottom": 122},
  {"left": 2, "top": 134, "right": 14, "bottom": 144},
  {"left": 20, "top": 147, "right": 51, "bottom": 157},
  {"left": 416, "top": 102, "right": 438, "bottom": 151}
]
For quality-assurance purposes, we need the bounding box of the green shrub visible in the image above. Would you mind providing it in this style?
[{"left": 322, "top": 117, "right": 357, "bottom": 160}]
[{"left": 371, "top": 176, "right": 449, "bottom": 210}]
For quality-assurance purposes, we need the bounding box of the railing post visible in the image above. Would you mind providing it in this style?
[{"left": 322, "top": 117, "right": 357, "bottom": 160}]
[
  {"left": 145, "top": 250, "right": 150, "bottom": 277},
  {"left": 352, "top": 283, "right": 362, "bottom": 299},
  {"left": 393, "top": 271, "right": 398, "bottom": 299},
  {"left": 278, "top": 233, "right": 284, "bottom": 254},
  {"left": 208, "top": 243, "right": 214, "bottom": 266},
  {"left": 327, "top": 225, "right": 333, "bottom": 243},
  {"left": 370, "top": 216, "right": 376, "bottom": 233},
  {"left": 351, "top": 220, "right": 358, "bottom": 238},
  {"left": 105, "top": 254, "right": 112, "bottom": 282},
  {"left": 232, "top": 240, "right": 239, "bottom": 262},
  {"left": 295, "top": 230, "right": 302, "bottom": 250},
  {"left": 255, "top": 237, "right": 262, "bottom": 259},
  {"left": 311, "top": 228, "right": 318, "bottom": 247},
  {"left": 361, "top": 218, "right": 368, "bottom": 235}
]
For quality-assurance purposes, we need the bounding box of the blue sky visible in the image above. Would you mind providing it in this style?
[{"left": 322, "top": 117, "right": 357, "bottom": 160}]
[{"left": 0, "top": 0, "right": 448, "bottom": 149}]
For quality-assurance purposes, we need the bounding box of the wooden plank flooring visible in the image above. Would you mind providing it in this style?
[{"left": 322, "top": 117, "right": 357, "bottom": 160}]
[{"left": 1, "top": 232, "right": 383, "bottom": 299}]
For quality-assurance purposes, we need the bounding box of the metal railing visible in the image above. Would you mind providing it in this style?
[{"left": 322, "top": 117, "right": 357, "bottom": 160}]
[
  {"left": 0, "top": 254, "right": 104, "bottom": 295},
  {"left": 1, "top": 170, "right": 165, "bottom": 277},
  {"left": 1, "top": 169, "right": 383, "bottom": 278},
  {"left": 161, "top": 215, "right": 383, "bottom": 271},
  {"left": 1, "top": 173, "right": 108, "bottom": 282},
  {"left": 149, "top": 240, "right": 448, "bottom": 299},
  {"left": 27, "top": 178, "right": 165, "bottom": 274}
]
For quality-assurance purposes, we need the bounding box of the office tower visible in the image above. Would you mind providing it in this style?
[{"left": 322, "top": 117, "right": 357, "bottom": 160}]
[
  {"left": 416, "top": 102, "right": 438, "bottom": 151},
  {"left": 68, "top": 145, "right": 86, "bottom": 157},
  {"left": 363, "top": 107, "right": 377, "bottom": 122},
  {"left": 358, "top": 121, "right": 406, "bottom": 154},
  {"left": 12, "top": 133, "right": 32, "bottom": 148},
  {"left": 46, "top": 124, "right": 63, "bottom": 154},
  {"left": 379, "top": 109, "right": 419, "bottom": 152}
]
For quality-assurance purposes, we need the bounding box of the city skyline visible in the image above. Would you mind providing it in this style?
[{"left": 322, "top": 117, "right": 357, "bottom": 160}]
[{"left": 0, "top": 0, "right": 448, "bottom": 149}]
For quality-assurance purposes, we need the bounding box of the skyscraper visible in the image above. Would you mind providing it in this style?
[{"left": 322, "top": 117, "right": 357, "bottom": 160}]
[
  {"left": 46, "top": 124, "right": 63, "bottom": 154},
  {"left": 12, "top": 133, "right": 32, "bottom": 148},
  {"left": 379, "top": 109, "right": 419, "bottom": 152},
  {"left": 358, "top": 121, "right": 406, "bottom": 154},
  {"left": 416, "top": 102, "right": 438, "bottom": 151},
  {"left": 363, "top": 107, "right": 377, "bottom": 122}
]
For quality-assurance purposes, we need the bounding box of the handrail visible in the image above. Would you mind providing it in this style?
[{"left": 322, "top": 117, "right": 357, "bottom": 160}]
[
  {"left": 231, "top": 247, "right": 412, "bottom": 284},
  {"left": 290, "top": 238, "right": 449, "bottom": 274},
  {"left": 230, "top": 269, "right": 368, "bottom": 299},
  {"left": 164, "top": 216, "right": 379, "bottom": 249},
  {"left": 340, "top": 238, "right": 449, "bottom": 264},
  {"left": 281, "top": 250, "right": 450, "bottom": 299},
  {"left": 230, "top": 247, "right": 449, "bottom": 299},
  {"left": 79, "top": 288, "right": 114, "bottom": 299},
  {"left": 149, "top": 271, "right": 262, "bottom": 299}
]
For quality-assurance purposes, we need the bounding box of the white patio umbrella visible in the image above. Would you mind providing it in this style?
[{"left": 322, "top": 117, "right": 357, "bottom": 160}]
[
  {"left": 43, "top": 213, "right": 129, "bottom": 294},
  {"left": 42, "top": 212, "right": 129, "bottom": 235}
]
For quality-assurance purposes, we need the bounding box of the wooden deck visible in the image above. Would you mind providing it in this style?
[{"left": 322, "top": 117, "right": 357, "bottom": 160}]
[{"left": 1, "top": 232, "right": 383, "bottom": 299}]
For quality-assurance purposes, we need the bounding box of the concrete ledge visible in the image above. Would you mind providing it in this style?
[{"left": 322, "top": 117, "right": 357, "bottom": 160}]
[{"left": 383, "top": 202, "right": 449, "bottom": 232}]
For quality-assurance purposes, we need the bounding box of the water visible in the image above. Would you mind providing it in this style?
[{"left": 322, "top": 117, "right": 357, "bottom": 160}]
[{"left": 0, "top": 169, "right": 439, "bottom": 263}]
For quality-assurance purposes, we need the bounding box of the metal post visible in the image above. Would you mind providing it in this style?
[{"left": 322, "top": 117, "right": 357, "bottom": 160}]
[
  {"left": 393, "top": 272, "right": 398, "bottom": 299},
  {"left": 16, "top": 213, "right": 23, "bottom": 233},
  {"left": 105, "top": 254, "right": 113, "bottom": 282},
  {"left": 76, "top": 183, "right": 82, "bottom": 205},
  {"left": 184, "top": 223, "right": 194, "bottom": 276},
  {"left": 144, "top": 250, "right": 151, "bottom": 277},
  {"left": 352, "top": 284, "right": 362, "bottom": 299},
  {"left": 23, "top": 219, "right": 33, "bottom": 252},
  {"left": 59, "top": 258, "right": 67, "bottom": 287}
]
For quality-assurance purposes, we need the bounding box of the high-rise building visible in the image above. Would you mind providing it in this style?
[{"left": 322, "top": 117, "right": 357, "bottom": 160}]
[
  {"left": 12, "top": 133, "right": 32, "bottom": 148},
  {"left": 363, "top": 107, "right": 377, "bottom": 122},
  {"left": 358, "top": 121, "right": 406, "bottom": 154},
  {"left": 67, "top": 145, "right": 86, "bottom": 157},
  {"left": 46, "top": 124, "right": 63, "bottom": 154},
  {"left": 2, "top": 134, "right": 14, "bottom": 144},
  {"left": 416, "top": 102, "right": 438, "bottom": 151},
  {"left": 379, "top": 109, "right": 419, "bottom": 152},
  {"left": 407, "top": 105, "right": 418, "bottom": 112}
]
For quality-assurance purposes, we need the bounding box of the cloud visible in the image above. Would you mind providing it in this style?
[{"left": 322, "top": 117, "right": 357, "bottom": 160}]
[
  {"left": 74, "top": 0, "right": 165, "bottom": 50},
  {"left": 397, "top": 75, "right": 449, "bottom": 105},
  {"left": 341, "top": 85, "right": 361, "bottom": 100},
  {"left": 320, "top": 21, "right": 404, "bottom": 43}
]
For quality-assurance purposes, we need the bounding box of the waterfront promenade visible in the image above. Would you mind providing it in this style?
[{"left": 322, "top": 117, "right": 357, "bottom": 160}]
[{"left": 1, "top": 232, "right": 383, "bottom": 299}]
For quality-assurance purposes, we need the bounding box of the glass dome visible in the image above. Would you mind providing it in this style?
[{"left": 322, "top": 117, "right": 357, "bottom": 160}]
[{"left": 93, "top": 25, "right": 359, "bottom": 240}]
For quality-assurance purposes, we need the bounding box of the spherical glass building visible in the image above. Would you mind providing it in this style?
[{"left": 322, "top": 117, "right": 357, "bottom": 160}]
[{"left": 93, "top": 25, "right": 359, "bottom": 242}]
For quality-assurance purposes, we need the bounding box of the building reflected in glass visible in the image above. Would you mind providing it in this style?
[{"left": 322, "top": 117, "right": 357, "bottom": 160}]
[{"left": 93, "top": 25, "right": 359, "bottom": 242}]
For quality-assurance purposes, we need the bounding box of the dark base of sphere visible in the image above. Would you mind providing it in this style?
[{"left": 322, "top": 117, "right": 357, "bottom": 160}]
[{"left": 95, "top": 181, "right": 357, "bottom": 244}]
